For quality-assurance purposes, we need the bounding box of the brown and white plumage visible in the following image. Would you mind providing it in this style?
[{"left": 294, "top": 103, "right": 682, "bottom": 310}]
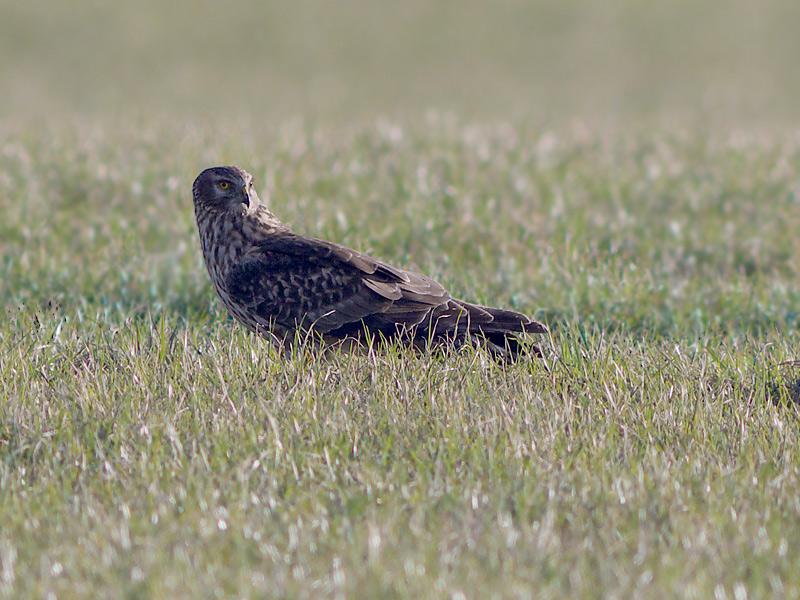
[{"left": 192, "top": 165, "right": 546, "bottom": 359}]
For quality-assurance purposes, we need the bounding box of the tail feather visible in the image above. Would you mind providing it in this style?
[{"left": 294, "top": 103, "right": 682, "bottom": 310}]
[
  {"left": 461, "top": 302, "right": 547, "bottom": 335},
  {"left": 422, "top": 299, "right": 547, "bottom": 360}
]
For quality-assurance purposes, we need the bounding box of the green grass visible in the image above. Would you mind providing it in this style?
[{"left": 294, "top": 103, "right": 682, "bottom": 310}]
[
  {"left": 1, "top": 121, "right": 799, "bottom": 598},
  {"left": 3, "top": 0, "right": 800, "bottom": 596}
]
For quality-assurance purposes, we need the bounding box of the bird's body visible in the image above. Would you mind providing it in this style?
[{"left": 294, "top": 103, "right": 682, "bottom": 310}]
[{"left": 192, "top": 166, "right": 546, "bottom": 359}]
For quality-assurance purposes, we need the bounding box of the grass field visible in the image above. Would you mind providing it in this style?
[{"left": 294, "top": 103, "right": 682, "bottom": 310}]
[{"left": 2, "top": 1, "right": 800, "bottom": 598}]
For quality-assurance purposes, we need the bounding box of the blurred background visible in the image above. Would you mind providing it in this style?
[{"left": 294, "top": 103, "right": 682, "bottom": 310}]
[{"left": 1, "top": 0, "right": 799, "bottom": 126}]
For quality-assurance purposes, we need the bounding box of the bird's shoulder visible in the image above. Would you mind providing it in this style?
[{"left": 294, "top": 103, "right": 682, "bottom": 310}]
[{"left": 243, "top": 231, "right": 412, "bottom": 283}]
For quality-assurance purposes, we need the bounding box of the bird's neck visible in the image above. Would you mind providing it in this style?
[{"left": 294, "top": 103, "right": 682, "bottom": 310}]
[
  {"left": 195, "top": 205, "right": 290, "bottom": 281},
  {"left": 242, "top": 205, "right": 289, "bottom": 238}
]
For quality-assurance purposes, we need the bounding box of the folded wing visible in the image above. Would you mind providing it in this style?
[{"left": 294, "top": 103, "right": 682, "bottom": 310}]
[
  {"left": 224, "top": 233, "right": 449, "bottom": 335},
  {"left": 224, "top": 232, "right": 546, "bottom": 357}
]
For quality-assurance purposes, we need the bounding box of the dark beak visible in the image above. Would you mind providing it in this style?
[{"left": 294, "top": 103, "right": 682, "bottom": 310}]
[{"left": 242, "top": 186, "right": 250, "bottom": 207}]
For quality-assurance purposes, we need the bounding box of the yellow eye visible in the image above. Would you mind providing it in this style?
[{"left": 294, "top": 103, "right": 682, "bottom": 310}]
[{"left": 218, "top": 181, "right": 230, "bottom": 190}]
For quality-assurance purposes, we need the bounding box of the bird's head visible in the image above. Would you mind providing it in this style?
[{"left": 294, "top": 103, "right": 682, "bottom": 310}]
[{"left": 192, "top": 166, "right": 261, "bottom": 214}]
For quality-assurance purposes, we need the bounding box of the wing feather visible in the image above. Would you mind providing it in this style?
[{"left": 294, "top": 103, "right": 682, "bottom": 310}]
[
  {"left": 223, "top": 231, "right": 544, "bottom": 352},
  {"left": 225, "top": 233, "right": 449, "bottom": 335}
]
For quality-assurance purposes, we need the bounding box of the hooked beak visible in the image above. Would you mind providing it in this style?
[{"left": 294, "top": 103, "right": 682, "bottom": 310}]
[{"left": 241, "top": 183, "right": 260, "bottom": 214}]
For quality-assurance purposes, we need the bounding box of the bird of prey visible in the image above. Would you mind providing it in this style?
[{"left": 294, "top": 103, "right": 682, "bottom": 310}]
[{"left": 192, "top": 165, "right": 546, "bottom": 359}]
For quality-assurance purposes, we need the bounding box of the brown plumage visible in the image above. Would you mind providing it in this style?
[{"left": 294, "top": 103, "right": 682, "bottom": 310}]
[{"left": 192, "top": 165, "right": 546, "bottom": 359}]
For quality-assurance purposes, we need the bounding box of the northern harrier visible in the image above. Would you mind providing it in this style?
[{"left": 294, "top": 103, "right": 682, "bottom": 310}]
[{"left": 192, "top": 166, "right": 546, "bottom": 359}]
